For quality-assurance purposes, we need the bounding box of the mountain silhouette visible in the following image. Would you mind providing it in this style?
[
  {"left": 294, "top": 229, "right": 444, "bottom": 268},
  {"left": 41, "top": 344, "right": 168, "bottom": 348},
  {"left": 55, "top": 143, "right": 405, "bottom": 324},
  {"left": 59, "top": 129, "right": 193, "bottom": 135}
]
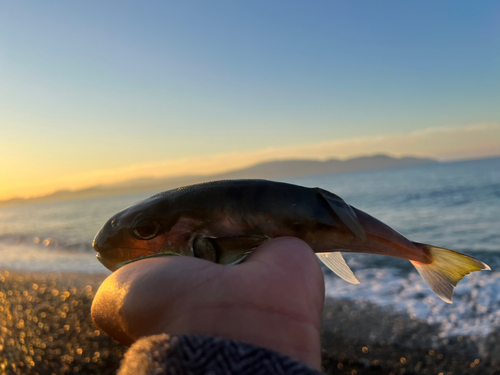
[{"left": 0, "top": 154, "right": 436, "bottom": 206}]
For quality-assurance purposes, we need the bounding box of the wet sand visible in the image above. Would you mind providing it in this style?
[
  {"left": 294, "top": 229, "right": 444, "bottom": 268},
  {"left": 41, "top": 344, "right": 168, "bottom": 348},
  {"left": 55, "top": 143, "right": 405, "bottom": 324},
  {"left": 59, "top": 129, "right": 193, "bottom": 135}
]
[{"left": 0, "top": 270, "right": 498, "bottom": 374}]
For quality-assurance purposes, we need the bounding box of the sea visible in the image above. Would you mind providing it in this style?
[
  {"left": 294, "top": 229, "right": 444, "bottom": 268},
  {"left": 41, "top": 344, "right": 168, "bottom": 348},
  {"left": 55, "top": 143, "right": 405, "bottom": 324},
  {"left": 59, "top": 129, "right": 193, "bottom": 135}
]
[{"left": 0, "top": 156, "right": 499, "bottom": 340}]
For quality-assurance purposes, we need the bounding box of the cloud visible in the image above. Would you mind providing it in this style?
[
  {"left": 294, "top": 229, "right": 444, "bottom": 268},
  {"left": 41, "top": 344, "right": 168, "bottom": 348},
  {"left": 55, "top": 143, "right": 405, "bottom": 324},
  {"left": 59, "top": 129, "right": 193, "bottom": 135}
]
[
  {"left": 288, "top": 123, "right": 500, "bottom": 162},
  {"left": 61, "top": 123, "right": 500, "bottom": 186}
]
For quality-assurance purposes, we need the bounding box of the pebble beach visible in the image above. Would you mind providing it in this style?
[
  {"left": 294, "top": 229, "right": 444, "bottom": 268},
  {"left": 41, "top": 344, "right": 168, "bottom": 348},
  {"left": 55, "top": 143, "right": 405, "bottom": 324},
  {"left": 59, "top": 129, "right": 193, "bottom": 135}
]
[
  {"left": 1, "top": 269, "right": 499, "bottom": 375},
  {"left": 0, "top": 270, "right": 123, "bottom": 375}
]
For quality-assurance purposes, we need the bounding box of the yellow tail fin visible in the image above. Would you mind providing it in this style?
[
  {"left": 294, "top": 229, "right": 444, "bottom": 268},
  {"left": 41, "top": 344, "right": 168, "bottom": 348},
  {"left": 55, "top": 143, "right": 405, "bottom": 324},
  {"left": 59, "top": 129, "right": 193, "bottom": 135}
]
[{"left": 410, "top": 244, "right": 490, "bottom": 304}]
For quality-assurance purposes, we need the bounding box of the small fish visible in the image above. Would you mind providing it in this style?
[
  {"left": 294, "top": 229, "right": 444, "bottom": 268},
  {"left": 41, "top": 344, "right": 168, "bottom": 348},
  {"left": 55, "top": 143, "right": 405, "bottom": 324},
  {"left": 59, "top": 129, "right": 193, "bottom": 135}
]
[{"left": 93, "top": 179, "right": 490, "bottom": 303}]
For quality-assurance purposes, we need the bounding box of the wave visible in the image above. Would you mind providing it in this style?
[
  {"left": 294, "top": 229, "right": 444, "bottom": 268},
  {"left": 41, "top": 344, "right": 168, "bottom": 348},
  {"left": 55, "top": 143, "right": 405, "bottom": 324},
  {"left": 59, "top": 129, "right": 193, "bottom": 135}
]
[
  {"left": 0, "top": 233, "right": 94, "bottom": 253},
  {"left": 324, "top": 254, "right": 499, "bottom": 339}
]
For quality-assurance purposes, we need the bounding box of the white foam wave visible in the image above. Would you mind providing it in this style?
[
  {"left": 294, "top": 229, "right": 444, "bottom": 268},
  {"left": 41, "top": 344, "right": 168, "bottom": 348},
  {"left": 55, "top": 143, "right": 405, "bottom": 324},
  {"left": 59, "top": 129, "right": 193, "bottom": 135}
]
[
  {"left": 325, "top": 267, "right": 499, "bottom": 338},
  {"left": 0, "top": 243, "right": 110, "bottom": 274}
]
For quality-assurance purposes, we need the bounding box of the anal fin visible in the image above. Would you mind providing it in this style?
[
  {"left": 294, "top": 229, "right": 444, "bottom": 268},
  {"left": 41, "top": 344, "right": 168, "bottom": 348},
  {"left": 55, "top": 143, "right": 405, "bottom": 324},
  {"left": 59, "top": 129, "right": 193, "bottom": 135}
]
[{"left": 317, "top": 252, "right": 360, "bottom": 284}]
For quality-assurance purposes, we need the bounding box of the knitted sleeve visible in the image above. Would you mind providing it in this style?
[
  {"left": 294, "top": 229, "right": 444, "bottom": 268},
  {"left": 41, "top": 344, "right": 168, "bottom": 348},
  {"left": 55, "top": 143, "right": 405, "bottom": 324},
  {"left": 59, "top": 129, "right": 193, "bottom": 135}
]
[{"left": 117, "top": 334, "right": 323, "bottom": 375}]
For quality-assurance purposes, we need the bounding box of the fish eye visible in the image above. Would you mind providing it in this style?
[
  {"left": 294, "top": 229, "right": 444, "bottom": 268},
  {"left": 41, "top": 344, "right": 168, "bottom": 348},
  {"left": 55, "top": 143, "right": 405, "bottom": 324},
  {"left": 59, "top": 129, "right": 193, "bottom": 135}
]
[{"left": 132, "top": 220, "right": 160, "bottom": 240}]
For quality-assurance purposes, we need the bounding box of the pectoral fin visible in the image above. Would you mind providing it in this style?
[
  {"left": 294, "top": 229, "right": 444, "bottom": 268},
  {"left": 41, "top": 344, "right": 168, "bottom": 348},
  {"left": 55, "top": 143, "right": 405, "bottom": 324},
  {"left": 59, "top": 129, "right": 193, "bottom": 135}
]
[
  {"left": 212, "top": 236, "right": 268, "bottom": 265},
  {"left": 317, "top": 252, "right": 360, "bottom": 284},
  {"left": 316, "top": 188, "right": 367, "bottom": 241},
  {"left": 193, "top": 236, "right": 219, "bottom": 262}
]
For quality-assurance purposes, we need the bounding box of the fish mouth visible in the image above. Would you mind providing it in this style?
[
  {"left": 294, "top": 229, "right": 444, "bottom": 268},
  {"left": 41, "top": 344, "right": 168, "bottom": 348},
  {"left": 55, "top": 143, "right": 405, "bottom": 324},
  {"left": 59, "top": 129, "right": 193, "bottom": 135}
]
[
  {"left": 95, "top": 252, "right": 107, "bottom": 266},
  {"left": 117, "top": 251, "right": 181, "bottom": 268},
  {"left": 95, "top": 248, "right": 181, "bottom": 272},
  {"left": 95, "top": 251, "right": 121, "bottom": 272}
]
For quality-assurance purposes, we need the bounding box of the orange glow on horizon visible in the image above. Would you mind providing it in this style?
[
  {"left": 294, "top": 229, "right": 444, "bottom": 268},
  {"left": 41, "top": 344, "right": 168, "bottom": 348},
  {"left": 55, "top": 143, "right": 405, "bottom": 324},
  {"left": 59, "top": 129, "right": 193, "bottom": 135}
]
[{"left": 0, "top": 124, "right": 498, "bottom": 202}]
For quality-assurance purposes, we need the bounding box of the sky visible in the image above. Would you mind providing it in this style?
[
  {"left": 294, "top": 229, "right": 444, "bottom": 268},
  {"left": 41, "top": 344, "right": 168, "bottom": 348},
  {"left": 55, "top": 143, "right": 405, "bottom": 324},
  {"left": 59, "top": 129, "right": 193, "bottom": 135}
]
[{"left": 1, "top": 1, "right": 499, "bottom": 200}]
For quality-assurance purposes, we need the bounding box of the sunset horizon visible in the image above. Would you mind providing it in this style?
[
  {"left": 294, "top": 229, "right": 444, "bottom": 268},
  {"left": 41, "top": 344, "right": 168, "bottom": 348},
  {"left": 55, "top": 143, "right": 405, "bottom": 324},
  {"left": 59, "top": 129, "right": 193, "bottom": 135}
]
[
  {"left": 0, "top": 1, "right": 500, "bottom": 200},
  {"left": 1, "top": 123, "right": 498, "bottom": 201},
  {"left": 2, "top": 2, "right": 499, "bottom": 202}
]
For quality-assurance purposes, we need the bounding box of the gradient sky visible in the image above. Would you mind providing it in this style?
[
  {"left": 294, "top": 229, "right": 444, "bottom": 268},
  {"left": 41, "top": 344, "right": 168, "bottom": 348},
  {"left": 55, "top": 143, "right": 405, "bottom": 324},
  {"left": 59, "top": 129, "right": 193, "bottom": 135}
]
[{"left": 1, "top": 1, "right": 499, "bottom": 200}]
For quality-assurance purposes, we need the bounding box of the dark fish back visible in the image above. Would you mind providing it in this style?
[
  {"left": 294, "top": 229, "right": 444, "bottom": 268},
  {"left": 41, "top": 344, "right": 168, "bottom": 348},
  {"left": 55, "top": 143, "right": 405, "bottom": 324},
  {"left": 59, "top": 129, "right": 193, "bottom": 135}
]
[{"left": 147, "top": 180, "right": 335, "bottom": 227}]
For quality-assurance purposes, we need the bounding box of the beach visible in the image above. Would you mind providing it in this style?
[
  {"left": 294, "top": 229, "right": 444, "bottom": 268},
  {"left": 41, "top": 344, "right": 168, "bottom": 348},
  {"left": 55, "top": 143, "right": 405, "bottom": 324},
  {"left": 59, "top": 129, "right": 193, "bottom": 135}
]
[{"left": 1, "top": 269, "right": 499, "bottom": 375}]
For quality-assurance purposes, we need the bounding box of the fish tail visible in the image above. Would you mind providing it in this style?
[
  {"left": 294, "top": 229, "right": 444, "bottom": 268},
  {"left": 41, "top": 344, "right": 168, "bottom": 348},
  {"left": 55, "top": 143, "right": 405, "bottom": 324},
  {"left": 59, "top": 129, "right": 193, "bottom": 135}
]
[{"left": 410, "top": 243, "right": 490, "bottom": 303}]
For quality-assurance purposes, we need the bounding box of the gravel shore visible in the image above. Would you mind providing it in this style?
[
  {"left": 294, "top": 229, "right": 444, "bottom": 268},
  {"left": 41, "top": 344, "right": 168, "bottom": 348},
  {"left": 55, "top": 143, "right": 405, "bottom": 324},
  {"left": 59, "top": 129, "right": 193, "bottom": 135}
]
[{"left": 0, "top": 270, "right": 498, "bottom": 375}]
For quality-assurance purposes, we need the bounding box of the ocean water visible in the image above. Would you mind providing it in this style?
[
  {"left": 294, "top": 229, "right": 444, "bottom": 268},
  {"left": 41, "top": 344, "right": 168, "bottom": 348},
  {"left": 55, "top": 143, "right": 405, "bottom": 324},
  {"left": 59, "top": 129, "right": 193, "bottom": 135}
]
[{"left": 0, "top": 157, "right": 499, "bottom": 338}]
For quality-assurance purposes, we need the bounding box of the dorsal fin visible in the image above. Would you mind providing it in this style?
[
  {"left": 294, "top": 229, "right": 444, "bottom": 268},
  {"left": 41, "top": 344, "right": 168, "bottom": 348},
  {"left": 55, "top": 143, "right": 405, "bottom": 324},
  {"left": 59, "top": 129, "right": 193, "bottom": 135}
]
[
  {"left": 317, "top": 252, "right": 360, "bottom": 284},
  {"left": 316, "top": 188, "right": 367, "bottom": 241}
]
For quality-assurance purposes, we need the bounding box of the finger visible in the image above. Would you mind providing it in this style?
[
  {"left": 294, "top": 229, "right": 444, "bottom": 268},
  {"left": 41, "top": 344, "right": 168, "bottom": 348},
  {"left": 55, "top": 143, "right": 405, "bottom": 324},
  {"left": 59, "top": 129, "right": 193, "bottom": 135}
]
[{"left": 246, "top": 237, "right": 323, "bottom": 276}]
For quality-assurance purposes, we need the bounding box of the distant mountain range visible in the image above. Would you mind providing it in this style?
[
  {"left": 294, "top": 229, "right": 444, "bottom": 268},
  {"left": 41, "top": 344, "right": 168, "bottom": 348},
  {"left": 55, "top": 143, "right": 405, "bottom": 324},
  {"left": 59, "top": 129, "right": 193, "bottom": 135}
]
[{"left": 0, "top": 154, "right": 437, "bottom": 207}]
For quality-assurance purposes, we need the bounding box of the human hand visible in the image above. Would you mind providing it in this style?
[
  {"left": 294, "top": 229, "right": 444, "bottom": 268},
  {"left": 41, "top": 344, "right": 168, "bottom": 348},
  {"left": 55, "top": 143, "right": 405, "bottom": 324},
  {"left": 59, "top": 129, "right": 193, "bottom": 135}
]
[{"left": 91, "top": 237, "right": 325, "bottom": 369}]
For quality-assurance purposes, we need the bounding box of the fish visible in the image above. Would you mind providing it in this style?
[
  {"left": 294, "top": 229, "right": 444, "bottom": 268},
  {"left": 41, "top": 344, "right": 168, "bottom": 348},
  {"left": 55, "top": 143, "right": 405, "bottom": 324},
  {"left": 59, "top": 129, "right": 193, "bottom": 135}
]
[{"left": 92, "top": 179, "right": 490, "bottom": 303}]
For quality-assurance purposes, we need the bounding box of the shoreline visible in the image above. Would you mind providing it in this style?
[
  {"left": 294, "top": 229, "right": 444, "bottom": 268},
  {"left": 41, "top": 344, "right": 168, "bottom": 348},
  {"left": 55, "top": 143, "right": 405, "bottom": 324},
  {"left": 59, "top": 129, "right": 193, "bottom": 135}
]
[
  {"left": 0, "top": 243, "right": 110, "bottom": 274},
  {"left": 1, "top": 269, "right": 499, "bottom": 374}
]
